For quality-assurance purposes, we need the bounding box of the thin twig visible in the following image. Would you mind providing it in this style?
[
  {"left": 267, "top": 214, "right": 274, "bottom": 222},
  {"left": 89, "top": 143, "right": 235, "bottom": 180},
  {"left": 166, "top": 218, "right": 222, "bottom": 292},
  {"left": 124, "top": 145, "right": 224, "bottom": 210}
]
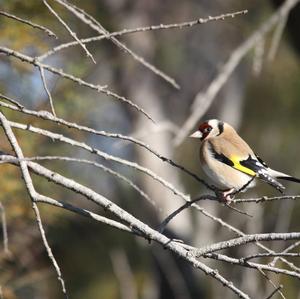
[
  {"left": 203, "top": 252, "right": 300, "bottom": 279},
  {"left": 0, "top": 10, "right": 57, "bottom": 38},
  {"left": 0, "top": 112, "right": 68, "bottom": 298},
  {"left": 233, "top": 195, "right": 300, "bottom": 204},
  {"left": 158, "top": 195, "right": 216, "bottom": 233},
  {"left": 257, "top": 268, "right": 285, "bottom": 299},
  {"left": 231, "top": 175, "right": 256, "bottom": 196},
  {"left": 0, "top": 46, "right": 154, "bottom": 122},
  {"left": 42, "top": 0, "right": 96, "bottom": 64},
  {"left": 223, "top": 203, "right": 253, "bottom": 218},
  {"left": 0, "top": 202, "right": 10, "bottom": 254},
  {"left": 268, "top": 14, "right": 288, "bottom": 61},
  {"left": 264, "top": 284, "right": 283, "bottom": 299},
  {"left": 173, "top": 0, "right": 300, "bottom": 146},
  {"left": 252, "top": 37, "right": 265, "bottom": 76},
  {"left": 242, "top": 252, "right": 300, "bottom": 262},
  {"left": 34, "top": 193, "right": 134, "bottom": 234},
  {"left": 0, "top": 155, "right": 157, "bottom": 209},
  {"left": 110, "top": 249, "right": 138, "bottom": 299},
  {"left": 0, "top": 154, "right": 250, "bottom": 298},
  {"left": 6, "top": 119, "right": 191, "bottom": 202},
  {"left": 193, "top": 232, "right": 300, "bottom": 257},
  {"left": 38, "top": 66, "right": 56, "bottom": 116},
  {"left": 186, "top": 196, "right": 300, "bottom": 273},
  {"left": 159, "top": 178, "right": 255, "bottom": 233},
  {"left": 0, "top": 99, "right": 212, "bottom": 191},
  {"left": 38, "top": 10, "right": 248, "bottom": 61},
  {"left": 0, "top": 93, "right": 25, "bottom": 109},
  {"left": 269, "top": 241, "right": 300, "bottom": 267},
  {"left": 54, "top": 0, "right": 183, "bottom": 89},
  {"left": 32, "top": 202, "right": 68, "bottom": 297}
]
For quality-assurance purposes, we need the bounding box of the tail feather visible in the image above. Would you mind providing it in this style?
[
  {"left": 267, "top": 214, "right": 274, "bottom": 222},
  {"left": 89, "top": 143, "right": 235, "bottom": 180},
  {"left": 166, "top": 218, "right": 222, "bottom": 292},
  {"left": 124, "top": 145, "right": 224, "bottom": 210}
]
[
  {"left": 277, "top": 176, "right": 300, "bottom": 184},
  {"left": 267, "top": 168, "right": 300, "bottom": 184},
  {"left": 257, "top": 169, "right": 285, "bottom": 193}
]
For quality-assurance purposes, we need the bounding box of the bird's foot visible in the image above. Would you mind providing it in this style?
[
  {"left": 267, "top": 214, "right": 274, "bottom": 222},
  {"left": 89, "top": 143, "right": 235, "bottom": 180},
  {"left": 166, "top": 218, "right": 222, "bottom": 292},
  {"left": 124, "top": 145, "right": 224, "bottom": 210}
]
[{"left": 217, "top": 188, "right": 235, "bottom": 204}]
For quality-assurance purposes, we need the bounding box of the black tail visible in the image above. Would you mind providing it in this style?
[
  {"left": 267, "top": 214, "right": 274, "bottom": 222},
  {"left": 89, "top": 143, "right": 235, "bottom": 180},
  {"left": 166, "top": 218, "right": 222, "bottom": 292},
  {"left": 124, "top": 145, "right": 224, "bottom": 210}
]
[{"left": 277, "top": 176, "right": 300, "bottom": 184}]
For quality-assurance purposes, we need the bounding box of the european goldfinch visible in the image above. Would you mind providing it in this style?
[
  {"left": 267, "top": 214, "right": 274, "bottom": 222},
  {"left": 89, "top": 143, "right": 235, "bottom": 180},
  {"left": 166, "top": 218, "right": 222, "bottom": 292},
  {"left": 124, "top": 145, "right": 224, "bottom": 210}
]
[{"left": 190, "top": 119, "right": 300, "bottom": 201}]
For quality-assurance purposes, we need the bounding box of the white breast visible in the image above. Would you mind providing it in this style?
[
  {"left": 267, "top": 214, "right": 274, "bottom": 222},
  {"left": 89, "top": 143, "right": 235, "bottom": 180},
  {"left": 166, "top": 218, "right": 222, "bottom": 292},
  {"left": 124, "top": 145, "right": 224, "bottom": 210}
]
[{"left": 201, "top": 145, "right": 256, "bottom": 191}]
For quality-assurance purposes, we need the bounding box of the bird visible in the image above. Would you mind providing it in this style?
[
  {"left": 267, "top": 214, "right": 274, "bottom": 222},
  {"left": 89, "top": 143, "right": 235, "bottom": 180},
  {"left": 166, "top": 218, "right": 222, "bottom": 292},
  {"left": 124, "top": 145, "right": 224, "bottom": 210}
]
[{"left": 190, "top": 119, "right": 300, "bottom": 201}]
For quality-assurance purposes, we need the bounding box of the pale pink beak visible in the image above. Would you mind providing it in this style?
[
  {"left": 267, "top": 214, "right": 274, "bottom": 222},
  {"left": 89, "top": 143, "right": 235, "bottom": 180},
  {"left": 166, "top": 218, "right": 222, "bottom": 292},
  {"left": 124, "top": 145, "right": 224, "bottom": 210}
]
[{"left": 189, "top": 131, "right": 202, "bottom": 139}]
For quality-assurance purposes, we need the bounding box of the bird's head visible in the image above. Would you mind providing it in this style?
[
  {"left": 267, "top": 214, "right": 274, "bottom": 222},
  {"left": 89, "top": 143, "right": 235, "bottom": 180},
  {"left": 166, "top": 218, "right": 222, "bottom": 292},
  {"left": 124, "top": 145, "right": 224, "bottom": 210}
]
[{"left": 189, "top": 119, "right": 224, "bottom": 141}]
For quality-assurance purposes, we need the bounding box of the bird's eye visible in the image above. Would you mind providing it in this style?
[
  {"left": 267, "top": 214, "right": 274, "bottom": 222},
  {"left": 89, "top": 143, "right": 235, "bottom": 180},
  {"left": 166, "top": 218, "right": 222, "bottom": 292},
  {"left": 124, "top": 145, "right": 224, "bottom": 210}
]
[{"left": 204, "top": 127, "right": 212, "bottom": 133}]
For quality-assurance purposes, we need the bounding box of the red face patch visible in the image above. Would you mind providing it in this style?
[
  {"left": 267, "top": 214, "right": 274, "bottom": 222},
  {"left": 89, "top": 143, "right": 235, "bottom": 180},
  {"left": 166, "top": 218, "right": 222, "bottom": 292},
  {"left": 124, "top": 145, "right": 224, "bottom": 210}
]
[{"left": 198, "top": 122, "right": 212, "bottom": 140}]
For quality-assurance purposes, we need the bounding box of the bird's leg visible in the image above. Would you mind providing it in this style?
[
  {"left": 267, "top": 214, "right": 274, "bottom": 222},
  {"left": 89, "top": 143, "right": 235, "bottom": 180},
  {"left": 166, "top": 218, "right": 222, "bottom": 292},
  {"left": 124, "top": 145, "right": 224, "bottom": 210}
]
[{"left": 216, "top": 188, "right": 235, "bottom": 203}]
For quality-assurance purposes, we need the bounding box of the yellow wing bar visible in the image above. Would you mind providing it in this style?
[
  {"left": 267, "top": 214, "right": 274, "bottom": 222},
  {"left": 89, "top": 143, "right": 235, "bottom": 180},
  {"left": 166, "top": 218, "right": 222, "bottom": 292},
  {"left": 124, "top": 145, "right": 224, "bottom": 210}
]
[{"left": 230, "top": 156, "right": 256, "bottom": 176}]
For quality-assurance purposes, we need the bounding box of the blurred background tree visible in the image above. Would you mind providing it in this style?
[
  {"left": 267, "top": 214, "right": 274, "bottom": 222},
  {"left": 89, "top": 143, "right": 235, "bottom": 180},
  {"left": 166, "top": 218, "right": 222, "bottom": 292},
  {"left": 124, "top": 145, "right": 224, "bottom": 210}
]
[{"left": 0, "top": 0, "right": 300, "bottom": 299}]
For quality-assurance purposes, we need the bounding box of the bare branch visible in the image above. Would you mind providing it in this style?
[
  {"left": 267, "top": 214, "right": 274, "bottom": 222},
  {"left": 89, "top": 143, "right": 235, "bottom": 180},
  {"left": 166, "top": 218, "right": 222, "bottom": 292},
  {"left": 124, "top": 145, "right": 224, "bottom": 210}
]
[
  {"left": 54, "top": 0, "right": 181, "bottom": 89},
  {"left": 0, "top": 155, "right": 157, "bottom": 209},
  {"left": 38, "top": 66, "right": 56, "bottom": 116},
  {"left": 233, "top": 195, "right": 300, "bottom": 204},
  {"left": 193, "top": 232, "right": 300, "bottom": 257},
  {"left": 0, "top": 46, "right": 154, "bottom": 122},
  {"left": 110, "top": 249, "right": 138, "bottom": 299},
  {"left": 31, "top": 202, "right": 68, "bottom": 297},
  {"left": 269, "top": 241, "right": 300, "bottom": 267},
  {"left": 158, "top": 175, "right": 256, "bottom": 234},
  {"left": 0, "top": 202, "right": 10, "bottom": 255},
  {"left": 252, "top": 37, "right": 265, "bottom": 76},
  {"left": 257, "top": 269, "right": 286, "bottom": 299},
  {"left": 268, "top": 14, "right": 288, "bottom": 61},
  {"left": 173, "top": 0, "right": 300, "bottom": 146},
  {"left": 264, "top": 285, "right": 283, "bottom": 299},
  {"left": 34, "top": 194, "right": 134, "bottom": 234},
  {"left": 204, "top": 252, "right": 300, "bottom": 279},
  {"left": 5, "top": 119, "right": 191, "bottom": 201},
  {"left": 1, "top": 4, "right": 298, "bottom": 295},
  {"left": 158, "top": 195, "right": 217, "bottom": 233},
  {"left": 0, "top": 93, "right": 25, "bottom": 109},
  {"left": 0, "top": 154, "right": 250, "bottom": 298},
  {"left": 0, "top": 99, "right": 212, "bottom": 190},
  {"left": 0, "top": 112, "right": 68, "bottom": 298},
  {"left": 0, "top": 10, "right": 57, "bottom": 38},
  {"left": 42, "top": 0, "right": 96, "bottom": 64},
  {"left": 242, "top": 252, "right": 300, "bottom": 262},
  {"left": 182, "top": 195, "right": 300, "bottom": 273},
  {"left": 38, "top": 10, "right": 248, "bottom": 61}
]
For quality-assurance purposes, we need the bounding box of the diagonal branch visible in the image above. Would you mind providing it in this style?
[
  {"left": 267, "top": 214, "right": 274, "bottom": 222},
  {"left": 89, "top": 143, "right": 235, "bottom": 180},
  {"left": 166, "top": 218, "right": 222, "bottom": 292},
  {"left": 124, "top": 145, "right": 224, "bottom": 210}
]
[
  {"left": 34, "top": 193, "right": 134, "bottom": 234},
  {"left": 38, "top": 66, "right": 56, "bottom": 116},
  {"left": 54, "top": 0, "right": 180, "bottom": 89},
  {"left": 42, "top": 0, "right": 96, "bottom": 63},
  {"left": 0, "top": 10, "right": 57, "bottom": 38},
  {"left": 38, "top": 9, "right": 248, "bottom": 61},
  {"left": 0, "top": 155, "right": 157, "bottom": 209},
  {"left": 0, "top": 99, "right": 212, "bottom": 190},
  {"left": 0, "top": 46, "right": 154, "bottom": 122},
  {"left": 173, "top": 0, "right": 300, "bottom": 146},
  {"left": 269, "top": 240, "right": 300, "bottom": 267},
  {"left": 0, "top": 112, "right": 68, "bottom": 298},
  {"left": 6, "top": 119, "right": 191, "bottom": 201},
  {"left": 0, "top": 154, "right": 251, "bottom": 298}
]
